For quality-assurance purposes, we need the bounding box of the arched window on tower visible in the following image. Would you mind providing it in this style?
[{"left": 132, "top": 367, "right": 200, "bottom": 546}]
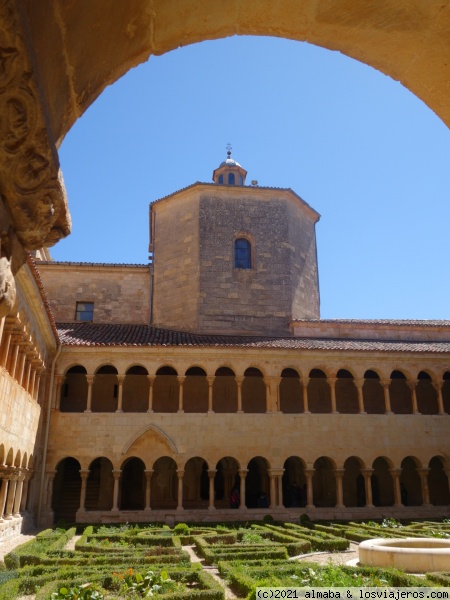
[
  {"left": 235, "top": 238, "right": 252, "bottom": 269},
  {"left": 228, "top": 173, "right": 235, "bottom": 185},
  {"left": 218, "top": 174, "right": 223, "bottom": 184}
]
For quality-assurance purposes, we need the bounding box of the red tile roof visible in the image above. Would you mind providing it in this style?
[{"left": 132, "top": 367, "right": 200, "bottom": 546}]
[{"left": 56, "top": 322, "right": 450, "bottom": 353}]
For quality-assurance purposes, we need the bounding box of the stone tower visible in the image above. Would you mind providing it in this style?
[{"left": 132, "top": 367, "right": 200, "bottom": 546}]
[{"left": 150, "top": 153, "right": 320, "bottom": 336}]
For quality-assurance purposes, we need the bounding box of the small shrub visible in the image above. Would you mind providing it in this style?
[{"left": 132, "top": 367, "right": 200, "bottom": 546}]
[
  {"left": 174, "top": 522, "right": 190, "bottom": 536},
  {"left": 300, "top": 513, "right": 311, "bottom": 526},
  {"left": 263, "top": 514, "right": 274, "bottom": 523}
]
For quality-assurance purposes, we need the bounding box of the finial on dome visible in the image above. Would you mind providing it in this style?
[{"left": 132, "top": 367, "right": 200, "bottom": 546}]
[
  {"left": 226, "top": 142, "right": 232, "bottom": 158},
  {"left": 212, "top": 144, "right": 247, "bottom": 186}
]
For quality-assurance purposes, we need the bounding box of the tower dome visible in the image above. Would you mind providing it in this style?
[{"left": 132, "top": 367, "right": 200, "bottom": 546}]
[{"left": 213, "top": 148, "right": 247, "bottom": 186}]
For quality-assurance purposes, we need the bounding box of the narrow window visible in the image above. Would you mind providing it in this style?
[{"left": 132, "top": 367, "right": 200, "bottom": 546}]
[
  {"left": 235, "top": 238, "right": 252, "bottom": 269},
  {"left": 228, "top": 173, "right": 235, "bottom": 185},
  {"left": 75, "top": 302, "right": 94, "bottom": 321},
  {"left": 218, "top": 174, "right": 223, "bottom": 184}
]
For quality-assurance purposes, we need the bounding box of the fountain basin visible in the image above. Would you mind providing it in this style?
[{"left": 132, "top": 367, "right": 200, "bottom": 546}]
[{"left": 359, "top": 537, "right": 450, "bottom": 573}]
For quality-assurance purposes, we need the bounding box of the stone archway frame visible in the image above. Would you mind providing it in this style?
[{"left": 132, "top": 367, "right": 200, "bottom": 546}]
[{"left": 121, "top": 423, "right": 178, "bottom": 456}]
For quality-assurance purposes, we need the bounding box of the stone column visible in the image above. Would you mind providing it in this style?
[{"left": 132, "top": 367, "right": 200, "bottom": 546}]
[
  {"left": 85, "top": 376, "right": 94, "bottom": 413},
  {"left": 433, "top": 381, "right": 446, "bottom": 415},
  {"left": 265, "top": 376, "right": 281, "bottom": 413},
  {"left": 208, "top": 470, "right": 216, "bottom": 510},
  {"left": 23, "top": 360, "right": 31, "bottom": 393},
  {"left": 207, "top": 376, "right": 214, "bottom": 413},
  {"left": 0, "top": 474, "right": 10, "bottom": 521},
  {"left": 144, "top": 470, "right": 153, "bottom": 510},
  {"left": 238, "top": 469, "right": 248, "bottom": 508},
  {"left": 0, "top": 332, "right": 12, "bottom": 367},
  {"left": 176, "top": 470, "right": 184, "bottom": 510},
  {"left": 28, "top": 368, "right": 36, "bottom": 397},
  {"left": 54, "top": 375, "right": 64, "bottom": 411},
  {"left": 116, "top": 376, "right": 124, "bottom": 412},
  {"left": 381, "top": 380, "right": 392, "bottom": 414},
  {"left": 269, "top": 471, "right": 277, "bottom": 508},
  {"left": 408, "top": 381, "right": 419, "bottom": 414},
  {"left": 147, "top": 376, "right": 154, "bottom": 413},
  {"left": 10, "top": 343, "right": 20, "bottom": 379},
  {"left": 0, "top": 317, "right": 4, "bottom": 346},
  {"left": 334, "top": 469, "right": 345, "bottom": 508},
  {"left": 78, "top": 470, "right": 90, "bottom": 512},
  {"left": 277, "top": 474, "right": 283, "bottom": 507},
  {"left": 305, "top": 469, "right": 315, "bottom": 509},
  {"left": 355, "top": 379, "right": 366, "bottom": 414},
  {"left": 16, "top": 350, "right": 26, "bottom": 385},
  {"left": 20, "top": 471, "right": 32, "bottom": 512},
  {"left": 177, "top": 377, "right": 185, "bottom": 413},
  {"left": 45, "top": 470, "right": 56, "bottom": 517},
  {"left": 389, "top": 468, "right": 403, "bottom": 507},
  {"left": 418, "top": 468, "right": 431, "bottom": 506},
  {"left": 33, "top": 371, "right": 42, "bottom": 402},
  {"left": 111, "top": 469, "right": 121, "bottom": 512},
  {"left": 362, "top": 469, "right": 374, "bottom": 507},
  {"left": 329, "top": 377, "right": 338, "bottom": 414},
  {"left": 236, "top": 377, "right": 244, "bottom": 413},
  {"left": 303, "top": 378, "right": 310, "bottom": 413},
  {"left": 12, "top": 472, "right": 26, "bottom": 517},
  {"left": 4, "top": 472, "right": 18, "bottom": 519}
]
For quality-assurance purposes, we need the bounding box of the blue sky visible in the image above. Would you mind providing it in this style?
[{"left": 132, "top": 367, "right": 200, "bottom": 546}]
[{"left": 56, "top": 36, "right": 450, "bottom": 320}]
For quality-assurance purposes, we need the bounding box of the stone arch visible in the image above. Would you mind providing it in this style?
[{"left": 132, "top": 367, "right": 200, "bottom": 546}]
[
  {"left": 123, "top": 365, "right": 149, "bottom": 412},
  {"left": 122, "top": 423, "right": 178, "bottom": 457},
  {"left": 21, "top": 452, "right": 27, "bottom": 469},
  {"left": 61, "top": 365, "right": 87, "bottom": 412},
  {"left": 416, "top": 371, "right": 438, "bottom": 415},
  {"left": 400, "top": 456, "right": 423, "bottom": 506},
  {"left": 428, "top": 456, "right": 450, "bottom": 505},
  {"left": 184, "top": 367, "right": 208, "bottom": 413},
  {"left": 280, "top": 368, "right": 303, "bottom": 414},
  {"left": 14, "top": 450, "right": 21, "bottom": 468},
  {"left": 343, "top": 456, "right": 366, "bottom": 507},
  {"left": 389, "top": 370, "right": 412, "bottom": 414},
  {"left": 5, "top": 448, "right": 13, "bottom": 467},
  {"left": 282, "top": 456, "right": 306, "bottom": 507},
  {"left": 183, "top": 456, "right": 209, "bottom": 508},
  {"left": 308, "top": 369, "right": 331, "bottom": 413},
  {"left": 120, "top": 456, "right": 145, "bottom": 510},
  {"left": 92, "top": 365, "right": 118, "bottom": 412},
  {"left": 213, "top": 367, "right": 237, "bottom": 413},
  {"left": 312, "top": 456, "right": 336, "bottom": 507},
  {"left": 153, "top": 366, "right": 178, "bottom": 413},
  {"left": 246, "top": 456, "right": 270, "bottom": 508},
  {"left": 86, "top": 457, "right": 114, "bottom": 511},
  {"left": 335, "top": 369, "right": 358, "bottom": 414},
  {"left": 242, "top": 368, "right": 266, "bottom": 413},
  {"left": 215, "top": 456, "right": 240, "bottom": 508},
  {"left": 363, "top": 369, "right": 385, "bottom": 414},
  {"left": 52, "top": 457, "right": 81, "bottom": 522},
  {"left": 151, "top": 456, "right": 178, "bottom": 509},
  {"left": 371, "top": 456, "right": 394, "bottom": 507}
]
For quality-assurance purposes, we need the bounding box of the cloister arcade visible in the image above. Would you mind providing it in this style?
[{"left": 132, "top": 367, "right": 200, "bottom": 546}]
[
  {"left": 0, "top": 445, "right": 34, "bottom": 523},
  {"left": 50, "top": 452, "right": 450, "bottom": 522},
  {"left": 55, "top": 362, "right": 450, "bottom": 416}
]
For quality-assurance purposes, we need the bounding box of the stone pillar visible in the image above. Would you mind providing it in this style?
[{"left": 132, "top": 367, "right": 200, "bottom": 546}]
[
  {"left": 303, "top": 378, "right": 310, "bottom": 413},
  {"left": 269, "top": 471, "right": 276, "bottom": 508},
  {"left": 176, "top": 470, "right": 184, "bottom": 510},
  {"left": 147, "top": 376, "right": 154, "bottom": 413},
  {"left": 1, "top": 332, "right": 12, "bottom": 367},
  {"left": 238, "top": 469, "right": 248, "bottom": 508},
  {"left": 418, "top": 468, "right": 431, "bottom": 506},
  {"left": 277, "top": 474, "right": 283, "bottom": 507},
  {"left": 381, "top": 380, "right": 392, "bottom": 414},
  {"left": 28, "top": 367, "right": 36, "bottom": 396},
  {"left": 12, "top": 472, "right": 26, "bottom": 517},
  {"left": 355, "top": 378, "right": 366, "bottom": 414},
  {"left": 33, "top": 371, "right": 42, "bottom": 401},
  {"left": 20, "top": 472, "right": 32, "bottom": 512},
  {"left": 433, "top": 381, "right": 446, "bottom": 415},
  {"left": 208, "top": 470, "right": 216, "bottom": 510},
  {"left": 4, "top": 472, "right": 18, "bottom": 519},
  {"left": 177, "top": 377, "right": 185, "bottom": 413},
  {"left": 265, "top": 376, "right": 281, "bottom": 413},
  {"left": 116, "top": 376, "right": 124, "bottom": 412},
  {"left": 16, "top": 350, "right": 26, "bottom": 385},
  {"left": 305, "top": 469, "right": 315, "bottom": 509},
  {"left": 362, "top": 469, "right": 374, "bottom": 507},
  {"left": 329, "top": 377, "right": 338, "bottom": 414},
  {"left": 236, "top": 377, "right": 244, "bottom": 413},
  {"left": 334, "top": 469, "right": 345, "bottom": 508},
  {"left": 409, "top": 381, "right": 419, "bottom": 414},
  {"left": 389, "top": 468, "right": 403, "bottom": 507},
  {"left": 144, "top": 470, "right": 153, "bottom": 510},
  {"left": 111, "top": 469, "right": 121, "bottom": 512},
  {"left": 78, "top": 470, "right": 90, "bottom": 512},
  {"left": 24, "top": 360, "right": 31, "bottom": 393},
  {"left": 85, "top": 376, "right": 94, "bottom": 412},
  {"left": 0, "top": 318, "right": 5, "bottom": 348},
  {"left": 207, "top": 376, "right": 214, "bottom": 413},
  {"left": 0, "top": 474, "right": 10, "bottom": 521},
  {"left": 54, "top": 375, "right": 64, "bottom": 411},
  {"left": 10, "top": 343, "right": 20, "bottom": 379}
]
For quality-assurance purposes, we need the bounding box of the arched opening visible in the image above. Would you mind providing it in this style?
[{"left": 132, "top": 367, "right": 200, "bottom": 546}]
[
  {"left": 213, "top": 367, "right": 237, "bottom": 412},
  {"left": 282, "top": 456, "right": 306, "bottom": 507},
  {"left": 215, "top": 457, "right": 240, "bottom": 509},
  {"left": 242, "top": 368, "right": 266, "bottom": 413},
  {"left": 428, "top": 456, "right": 450, "bottom": 505},
  {"left": 443, "top": 373, "right": 450, "bottom": 413},
  {"left": 308, "top": 369, "right": 331, "bottom": 413},
  {"left": 52, "top": 457, "right": 81, "bottom": 522},
  {"left": 343, "top": 456, "right": 365, "bottom": 507},
  {"left": 61, "top": 365, "right": 87, "bottom": 412},
  {"left": 335, "top": 369, "right": 358, "bottom": 414},
  {"left": 246, "top": 456, "right": 270, "bottom": 508},
  {"left": 389, "top": 370, "right": 412, "bottom": 414},
  {"left": 400, "top": 456, "right": 422, "bottom": 506},
  {"left": 234, "top": 238, "right": 251, "bottom": 269},
  {"left": 416, "top": 371, "right": 438, "bottom": 415},
  {"left": 280, "top": 369, "right": 303, "bottom": 414},
  {"left": 86, "top": 457, "right": 114, "bottom": 511},
  {"left": 120, "top": 457, "right": 145, "bottom": 510},
  {"left": 92, "top": 365, "right": 118, "bottom": 412},
  {"left": 153, "top": 366, "right": 178, "bottom": 413},
  {"left": 123, "top": 365, "right": 149, "bottom": 412},
  {"left": 184, "top": 367, "right": 208, "bottom": 413},
  {"left": 363, "top": 370, "right": 385, "bottom": 414},
  {"left": 183, "top": 457, "right": 209, "bottom": 508},
  {"left": 371, "top": 457, "right": 394, "bottom": 507},
  {"left": 151, "top": 456, "right": 178, "bottom": 509},
  {"left": 312, "top": 457, "right": 336, "bottom": 507}
]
